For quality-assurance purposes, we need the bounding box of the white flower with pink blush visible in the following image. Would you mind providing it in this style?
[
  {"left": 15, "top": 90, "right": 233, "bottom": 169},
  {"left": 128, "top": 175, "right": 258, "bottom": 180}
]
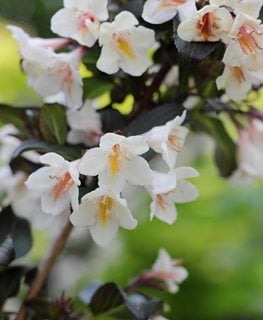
[
  {"left": 51, "top": 0, "right": 109, "bottom": 47},
  {"left": 223, "top": 10, "right": 263, "bottom": 71},
  {"left": 30, "top": 48, "right": 84, "bottom": 110},
  {"left": 148, "top": 167, "right": 199, "bottom": 224},
  {"left": 80, "top": 133, "right": 152, "bottom": 192},
  {"left": 25, "top": 153, "right": 80, "bottom": 215},
  {"left": 70, "top": 187, "right": 137, "bottom": 247},
  {"left": 97, "top": 11, "right": 156, "bottom": 76},
  {"left": 142, "top": 0, "right": 196, "bottom": 24},
  {"left": 67, "top": 100, "right": 102, "bottom": 146},
  {"left": 231, "top": 119, "right": 263, "bottom": 184},
  {"left": 177, "top": 5, "right": 233, "bottom": 43},
  {"left": 143, "top": 111, "right": 188, "bottom": 170},
  {"left": 148, "top": 248, "right": 188, "bottom": 293}
]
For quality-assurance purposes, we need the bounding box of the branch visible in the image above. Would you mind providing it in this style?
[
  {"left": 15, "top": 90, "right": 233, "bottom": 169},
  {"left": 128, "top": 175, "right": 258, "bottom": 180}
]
[{"left": 16, "top": 219, "right": 73, "bottom": 320}]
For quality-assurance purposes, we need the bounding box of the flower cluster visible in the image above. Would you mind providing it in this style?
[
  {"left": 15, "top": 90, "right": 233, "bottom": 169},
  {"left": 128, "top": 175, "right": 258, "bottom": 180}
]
[{"left": 23, "top": 110, "right": 198, "bottom": 247}]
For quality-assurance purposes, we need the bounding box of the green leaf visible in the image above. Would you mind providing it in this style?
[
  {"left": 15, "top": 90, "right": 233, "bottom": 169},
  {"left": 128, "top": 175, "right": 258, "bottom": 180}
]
[
  {"left": 0, "top": 104, "right": 38, "bottom": 138},
  {"left": 0, "top": 237, "right": 15, "bottom": 269},
  {"left": 192, "top": 114, "right": 237, "bottom": 177},
  {"left": 0, "top": 207, "right": 32, "bottom": 267},
  {"left": 12, "top": 140, "right": 81, "bottom": 161},
  {"left": 89, "top": 283, "right": 163, "bottom": 320},
  {"left": 173, "top": 18, "right": 219, "bottom": 66},
  {"left": 0, "top": 266, "right": 29, "bottom": 306},
  {"left": 83, "top": 77, "right": 114, "bottom": 99},
  {"left": 39, "top": 104, "right": 68, "bottom": 145},
  {"left": 123, "top": 103, "right": 185, "bottom": 136}
]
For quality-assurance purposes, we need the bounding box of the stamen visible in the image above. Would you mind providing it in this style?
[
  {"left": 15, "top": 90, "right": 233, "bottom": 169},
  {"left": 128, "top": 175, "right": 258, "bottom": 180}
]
[
  {"left": 238, "top": 24, "right": 263, "bottom": 55},
  {"left": 197, "top": 12, "right": 215, "bottom": 41},
  {"left": 167, "top": 130, "right": 184, "bottom": 152},
  {"left": 98, "top": 196, "right": 113, "bottom": 225},
  {"left": 114, "top": 34, "right": 135, "bottom": 60},
  {"left": 160, "top": 0, "right": 187, "bottom": 7},
  {"left": 108, "top": 144, "right": 121, "bottom": 176},
  {"left": 156, "top": 194, "right": 170, "bottom": 210},
  {"left": 230, "top": 66, "right": 246, "bottom": 84},
  {"left": 50, "top": 172, "right": 74, "bottom": 201}
]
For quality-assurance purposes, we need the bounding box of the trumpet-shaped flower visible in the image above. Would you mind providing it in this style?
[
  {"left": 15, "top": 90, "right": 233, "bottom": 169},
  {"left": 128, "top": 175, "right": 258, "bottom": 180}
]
[
  {"left": 97, "top": 11, "right": 156, "bottom": 76},
  {"left": 223, "top": 13, "right": 263, "bottom": 71},
  {"left": 8, "top": 25, "right": 83, "bottom": 109},
  {"left": 142, "top": 0, "right": 196, "bottom": 24},
  {"left": 148, "top": 167, "right": 199, "bottom": 224},
  {"left": 67, "top": 100, "right": 102, "bottom": 146},
  {"left": 177, "top": 5, "right": 233, "bottom": 42},
  {"left": 70, "top": 187, "right": 137, "bottom": 247},
  {"left": 149, "top": 248, "right": 188, "bottom": 293},
  {"left": 26, "top": 48, "right": 84, "bottom": 110},
  {"left": 51, "top": 0, "right": 109, "bottom": 47},
  {"left": 25, "top": 153, "right": 80, "bottom": 215},
  {"left": 216, "top": 64, "right": 253, "bottom": 101},
  {"left": 232, "top": 119, "right": 263, "bottom": 183},
  {"left": 80, "top": 133, "right": 152, "bottom": 192},
  {"left": 143, "top": 111, "right": 188, "bottom": 170}
]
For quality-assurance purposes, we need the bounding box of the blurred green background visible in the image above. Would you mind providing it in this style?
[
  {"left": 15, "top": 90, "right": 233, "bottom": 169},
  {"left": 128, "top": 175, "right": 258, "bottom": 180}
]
[{"left": 0, "top": 1, "right": 263, "bottom": 319}]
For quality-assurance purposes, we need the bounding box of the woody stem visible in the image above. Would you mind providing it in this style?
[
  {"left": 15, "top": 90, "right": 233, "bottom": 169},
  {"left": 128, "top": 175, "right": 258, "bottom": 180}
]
[{"left": 16, "top": 219, "right": 73, "bottom": 320}]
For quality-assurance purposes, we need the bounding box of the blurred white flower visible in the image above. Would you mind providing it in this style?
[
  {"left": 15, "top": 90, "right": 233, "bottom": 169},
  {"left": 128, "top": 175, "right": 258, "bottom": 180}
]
[
  {"left": 51, "top": 0, "right": 109, "bottom": 47},
  {"left": 223, "top": 13, "right": 263, "bottom": 71},
  {"left": 143, "top": 111, "right": 188, "bottom": 170},
  {"left": 8, "top": 25, "right": 83, "bottom": 109},
  {"left": 26, "top": 48, "right": 84, "bottom": 110},
  {"left": 70, "top": 187, "right": 137, "bottom": 247},
  {"left": 142, "top": 0, "right": 196, "bottom": 24},
  {"left": 177, "top": 5, "right": 233, "bottom": 42},
  {"left": 149, "top": 248, "right": 188, "bottom": 293},
  {"left": 67, "top": 100, "right": 102, "bottom": 146},
  {"left": 80, "top": 133, "right": 152, "bottom": 192},
  {"left": 148, "top": 167, "right": 199, "bottom": 224},
  {"left": 231, "top": 119, "right": 263, "bottom": 184},
  {"left": 97, "top": 11, "right": 156, "bottom": 76},
  {"left": 0, "top": 124, "right": 20, "bottom": 164},
  {"left": 25, "top": 153, "right": 80, "bottom": 215}
]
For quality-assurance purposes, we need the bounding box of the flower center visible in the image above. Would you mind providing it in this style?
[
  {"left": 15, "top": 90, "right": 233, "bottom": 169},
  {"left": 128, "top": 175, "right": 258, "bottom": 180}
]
[
  {"left": 230, "top": 66, "right": 246, "bottom": 84},
  {"left": 168, "top": 130, "right": 184, "bottom": 152},
  {"left": 98, "top": 196, "right": 114, "bottom": 225},
  {"left": 160, "top": 0, "right": 187, "bottom": 7},
  {"left": 78, "top": 11, "right": 96, "bottom": 32},
  {"left": 50, "top": 172, "right": 74, "bottom": 201},
  {"left": 114, "top": 33, "right": 135, "bottom": 60},
  {"left": 156, "top": 194, "right": 170, "bottom": 210},
  {"left": 197, "top": 12, "right": 216, "bottom": 41},
  {"left": 108, "top": 144, "right": 121, "bottom": 176},
  {"left": 237, "top": 24, "right": 263, "bottom": 55}
]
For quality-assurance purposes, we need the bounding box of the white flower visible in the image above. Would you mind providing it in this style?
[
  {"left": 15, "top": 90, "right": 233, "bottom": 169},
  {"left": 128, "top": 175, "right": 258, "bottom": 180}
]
[
  {"left": 148, "top": 167, "right": 199, "bottom": 224},
  {"left": 70, "top": 187, "right": 137, "bottom": 247},
  {"left": 0, "top": 166, "right": 25, "bottom": 209},
  {"left": 216, "top": 65, "right": 253, "bottom": 101},
  {"left": 143, "top": 111, "right": 188, "bottom": 170},
  {"left": 8, "top": 25, "right": 83, "bottom": 109},
  {"left": 0, "top": 125, "right": 20, "bottom": 164},
  {"left": 97, "top": 11, "right": 156, "bottom": 76},
  {"left": 51, "top": 0, "right": 109, "bottom": 47},
  {"left": 67, "top": 100, "right": 102, "bottom": 146},
  {"left": 27, "top": 48, "right": 84, "bottom": 110},
  {"left": 80, "top": 133, "right": 152, "bottom": 192},
  {"left": 25, "top": 153, "right": 80, "bottom": 215},
  {"left": 223, "top": 13, "right": 263, "bottom": 71},
  {"left": 232, "top": 120, "right": 263, "bottom": 183},
  {"left": 149, "top": 248, "right": 188, "bottom": 293},
  {"left": 209, "top": 0, "right": 241, "bottom": 10},
  {"left": 142, "top": 0, "right": 196, "bottom": 24},
  {"left": 177, "top": 5, "right": 233, "bottom": 43}
]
